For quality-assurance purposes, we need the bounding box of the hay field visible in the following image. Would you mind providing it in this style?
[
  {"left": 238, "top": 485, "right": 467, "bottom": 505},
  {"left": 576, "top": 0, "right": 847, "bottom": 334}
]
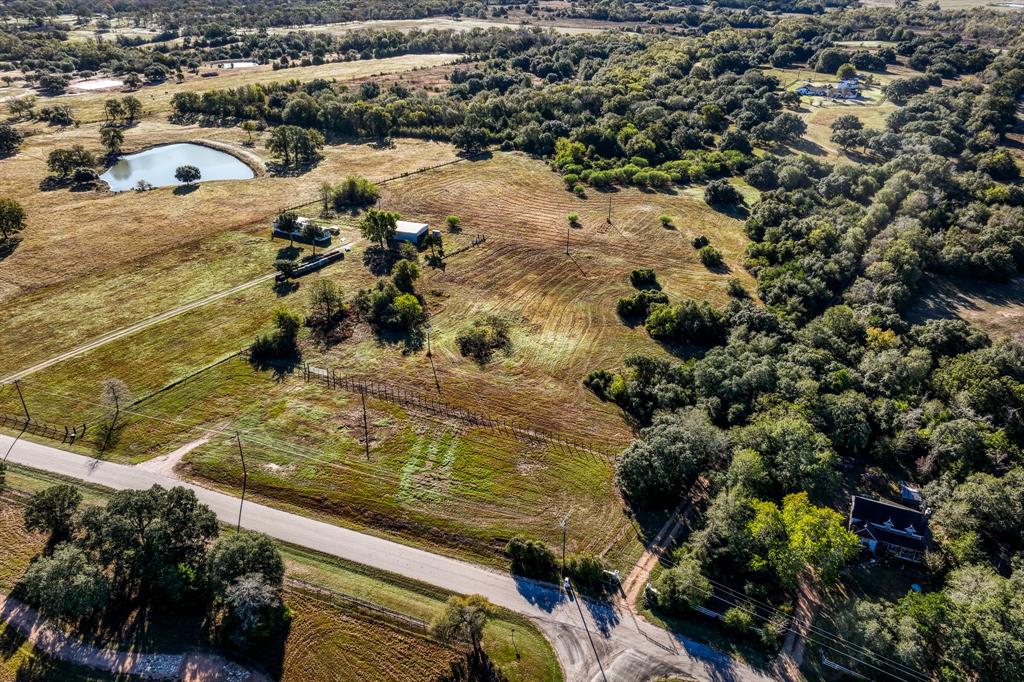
[{"left": 314, "top": 152, "right": 755, "bottom": 441}]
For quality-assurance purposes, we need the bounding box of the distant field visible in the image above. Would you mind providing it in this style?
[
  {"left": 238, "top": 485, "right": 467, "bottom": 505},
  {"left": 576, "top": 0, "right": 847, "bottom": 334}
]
[
  {"left": 860, "top": 0, "right": 1022, "bottom": 7},
  {"left": 269, "top": 17, "right": 607, "bottom": 36},
  {"left": 51, "top": 53, "right": 460, "bottom": 123}
]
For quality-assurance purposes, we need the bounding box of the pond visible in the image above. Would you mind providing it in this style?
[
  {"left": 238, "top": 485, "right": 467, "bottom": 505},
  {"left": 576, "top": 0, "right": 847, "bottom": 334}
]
[{"left": 100, "top": 143, "right": 255, "bottom": 192}]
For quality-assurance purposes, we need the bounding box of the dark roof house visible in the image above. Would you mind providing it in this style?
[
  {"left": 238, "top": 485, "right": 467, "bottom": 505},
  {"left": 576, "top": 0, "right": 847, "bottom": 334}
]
[{"left": 848, "top": 495, "right": 930, "bottom": 564}]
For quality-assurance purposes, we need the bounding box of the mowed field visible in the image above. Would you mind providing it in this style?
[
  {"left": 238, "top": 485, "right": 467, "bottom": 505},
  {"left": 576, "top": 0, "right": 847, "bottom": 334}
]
[{"left": 0, "top": 150, "right": 750, "bottom": 565}]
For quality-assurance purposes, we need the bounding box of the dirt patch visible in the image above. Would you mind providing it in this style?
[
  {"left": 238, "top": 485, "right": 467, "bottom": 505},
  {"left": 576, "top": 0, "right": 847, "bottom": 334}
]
[{"left": 136, "top": 433, "right": 212, "bottom": 477}]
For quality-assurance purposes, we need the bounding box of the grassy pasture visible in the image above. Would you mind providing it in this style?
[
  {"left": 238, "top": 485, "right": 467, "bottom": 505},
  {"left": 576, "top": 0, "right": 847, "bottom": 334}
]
[
  {"left": 1, "top": 151, "right": 750, "bottom": 566},
  {"left": 0, "top": 120, "right": 460, "bottom": 371}
]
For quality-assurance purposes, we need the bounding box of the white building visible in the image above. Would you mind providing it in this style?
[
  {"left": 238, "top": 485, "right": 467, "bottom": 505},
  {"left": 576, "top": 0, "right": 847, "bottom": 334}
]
[{"left": 394, "top": 220, "right": 429, "bottom": 244}]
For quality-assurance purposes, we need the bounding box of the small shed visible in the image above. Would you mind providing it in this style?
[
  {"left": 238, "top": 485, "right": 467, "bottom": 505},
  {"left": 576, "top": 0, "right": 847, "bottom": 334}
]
[{"left": 394, "top": 220, "right": 429, "bottom": 244}]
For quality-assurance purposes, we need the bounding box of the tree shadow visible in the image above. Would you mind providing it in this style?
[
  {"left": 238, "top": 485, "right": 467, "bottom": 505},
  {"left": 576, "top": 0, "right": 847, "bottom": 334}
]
[
  {"left": 460, "top": 149, "right": 493, "bottom": 162},
  {"left": 372, "top": 325, "right": 425, "bottom": 354},
  {"left": 0, "top": 237, "right": 22, "bottom": 262},
  {"left": 362, "top": 245, "right": 395, "bottom": 276},
  {"left": 172, "top": 184, "right": 199, "bottom": 196},
  {"left": 265, "top": 157, "right": 322, "bottom": 177},
  {"left": 582, "top": 597, "right": 621, "bottom": 638},
  {"left": 512, "top": 576, "right": 564, "bottom": 614},
  {"left": 247, "top": 352, "right": 302, "bottom": 382},
  {"left": 275, "top": 245, "right": 301, "bottom": 261},
  {"left": 707, "top": 202, "right": 748, "bottom": 220},
  {"left": 436, "top": 648, "right": 509, "bottom": 682},
  {"left": 272, "top": 280, "right": 299, "bottom": 297}
]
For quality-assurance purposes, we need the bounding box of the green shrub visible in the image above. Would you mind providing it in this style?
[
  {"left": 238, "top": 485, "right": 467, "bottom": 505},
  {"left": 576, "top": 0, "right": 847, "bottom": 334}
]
[
  {"left": 505, "top": 536, "right": 558, "bottom": 581},
  {"left": 629, "top": 268, "right": 658, "bottom": 288},
  {"left": 727, "top": 278, "right": 748, "bottom": 298},
  {"left": 583, "top": 369, "right": 616, "bottom": 399},
  {"left": 617, "top": 290, "right": 669, "bottom": 319},
  {"left": 698, "top": 245, "right": 724, "bottom": 268},
  {"left": 704, "top": 179, "right": 743, "bottom": 206},
  {"left": 332, "top": 175, "right": 379, "bottom": 209},
  {"left": 653, "top": 556, "right": 710, "bottom": 614},
  {"left": 658, "top": 214, "right": 673, "bottom": 227},
  {"left": 722, "top": 607, "right": 754, "bottom": 636},
  {"left": 645, "top": 299, "right": 727, "bottom": 344},
  {"left": 691, "top": 234, "right": 709, "bottom": 249},
  {"left": 565, "top": 554, "right": 608, "bottom": 594},
  {"left": 455, "top": 315, "right": 511, "bottom": 363},
  {"left": 567, "top": 212, "right": 580, "bottom": 226}
]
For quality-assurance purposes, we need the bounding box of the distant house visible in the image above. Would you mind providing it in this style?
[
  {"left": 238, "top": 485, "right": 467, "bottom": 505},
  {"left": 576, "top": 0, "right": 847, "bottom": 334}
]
[
  {"left": 848, "top": 495, "right": 930, "bottom": 564},
  {"left": 796, "top": 79, "right": 861, "bottom": 100},
  {"left": 393, "top": 220, "right": 429, "bottom": 245},
  {"left": 797, "top": 83, "right": 832, "bottom": 97},
  {"left": 272, "top": 215, "right": 331, "bottom": 247}
]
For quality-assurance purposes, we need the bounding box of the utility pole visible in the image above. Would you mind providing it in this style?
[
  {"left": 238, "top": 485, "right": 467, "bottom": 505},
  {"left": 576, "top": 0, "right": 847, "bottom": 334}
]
[
  {"left": 565, "top": 222, "right": 570, "bottom": 256},
  {"left": 236, "top": 432, "right": 247, "bottom": 532},
  {"left": 14, "top": 380, "right": 29, "bottom": 421},
  {"left": 3, "top": 381, "right": 30, "bottom": 463},
  {"left": 607, "top": 196, "right": 611, "bottom": 224},
  {"left": 425, "top": 321, "right": 432, "bottom": 358},
  {"left": 360, "top": 387, "right": 370, "bottom": 460}
]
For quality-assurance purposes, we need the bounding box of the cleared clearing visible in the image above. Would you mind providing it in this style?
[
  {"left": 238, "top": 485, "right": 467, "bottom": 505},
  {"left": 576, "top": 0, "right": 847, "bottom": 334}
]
[{"left": 906, "top": 274, "right": 1024, "bottom": 338}]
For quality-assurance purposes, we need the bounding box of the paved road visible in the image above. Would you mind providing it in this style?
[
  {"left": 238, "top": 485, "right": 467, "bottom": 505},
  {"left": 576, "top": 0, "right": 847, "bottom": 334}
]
[{"left": 0, "top": 434, "right": 774, "bottom": 682}]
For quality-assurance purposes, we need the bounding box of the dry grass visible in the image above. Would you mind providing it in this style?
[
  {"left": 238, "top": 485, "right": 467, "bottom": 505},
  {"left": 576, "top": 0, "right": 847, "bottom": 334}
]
[
  {"left": 280, "top": 591, "right": 458, "bottom": 682},
  {"left": 46, "top": 53, "right": 460, "bottom": 123},
  {"left": 309, "top": 152, "right": 755, "bottom": 442}
]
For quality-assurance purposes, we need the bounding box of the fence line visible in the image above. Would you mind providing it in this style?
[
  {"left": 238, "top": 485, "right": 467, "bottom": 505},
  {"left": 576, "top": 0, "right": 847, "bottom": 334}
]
[
  {"left": 289, "top": 360, "right": 614, "bottom": 463},
  {"left": 443, "top": 233, "right": 486, "bottom": 259},
  {"left": 281, "top": 151, "right": 491, "bottom": 214},
  {"left": 286, "top": 577, "right": 430, "bottom": 633},
  {"left": 0, "top": 412, "right": 87, "bottom": 446}
]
